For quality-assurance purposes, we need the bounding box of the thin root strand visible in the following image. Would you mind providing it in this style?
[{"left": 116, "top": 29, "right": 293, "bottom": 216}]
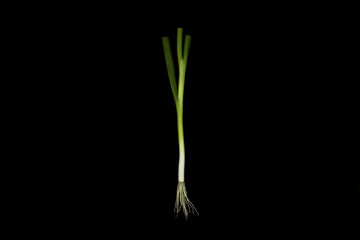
[{"left": 174, "top": 182, "right": 199, "bottom": 219}]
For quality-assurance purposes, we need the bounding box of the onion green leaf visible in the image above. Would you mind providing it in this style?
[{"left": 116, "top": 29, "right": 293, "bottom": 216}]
[{"left": 162, "top": 37, "right": 178, "bottom": 105}]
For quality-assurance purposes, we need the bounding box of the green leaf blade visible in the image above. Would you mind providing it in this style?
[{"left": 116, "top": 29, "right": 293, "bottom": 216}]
[
  {"left": 183, "top": 35, "right": 191, "bottom": 68},
  {"left": 177, "top": 28, "right": 183, "bottom": 64},
  {"left": 162, "top": 37, "right": 178, "bottom": 103}
]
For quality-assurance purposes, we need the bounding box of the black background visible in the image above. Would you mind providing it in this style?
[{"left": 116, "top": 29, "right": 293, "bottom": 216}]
[{"left": 8, "top": 3, "right": 359, "bottom": 237}]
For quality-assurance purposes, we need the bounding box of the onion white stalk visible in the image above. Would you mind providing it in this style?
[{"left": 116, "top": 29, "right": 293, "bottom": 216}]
[{"left": 162, "top": 28, "right": 198, "bottom": 219}]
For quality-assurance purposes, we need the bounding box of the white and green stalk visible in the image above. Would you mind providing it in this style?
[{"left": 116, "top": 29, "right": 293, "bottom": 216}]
[{"left": 162, "top": 28, "right": 198, "bottom": 219}]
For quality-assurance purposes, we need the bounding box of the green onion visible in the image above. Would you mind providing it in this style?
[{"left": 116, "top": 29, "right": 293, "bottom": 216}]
[{"left": 162, "top": 28, "right": 198, "bottom": 219}]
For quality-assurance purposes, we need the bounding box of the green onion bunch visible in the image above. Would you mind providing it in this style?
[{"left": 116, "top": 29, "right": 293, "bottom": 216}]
[{"left": 162, "top": 28, "right": 198, "bottom": 219}]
